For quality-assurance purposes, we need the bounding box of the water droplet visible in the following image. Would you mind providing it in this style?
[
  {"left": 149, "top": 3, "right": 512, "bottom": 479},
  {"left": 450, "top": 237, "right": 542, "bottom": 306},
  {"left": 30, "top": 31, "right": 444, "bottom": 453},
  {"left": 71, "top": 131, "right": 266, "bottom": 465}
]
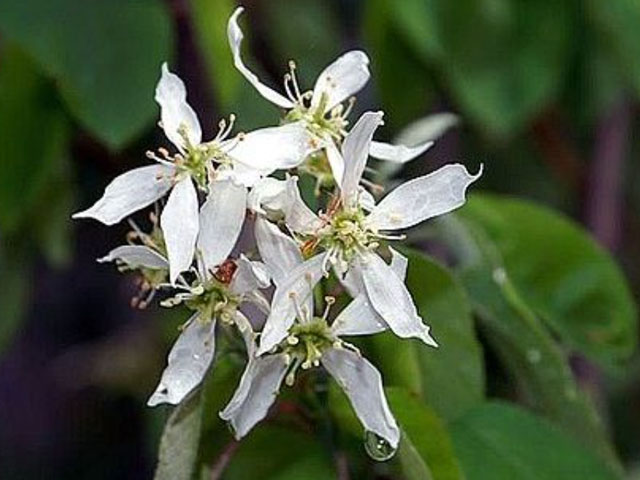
[{"left": 364, "top": 431, "right": 396, "bottom": 461}]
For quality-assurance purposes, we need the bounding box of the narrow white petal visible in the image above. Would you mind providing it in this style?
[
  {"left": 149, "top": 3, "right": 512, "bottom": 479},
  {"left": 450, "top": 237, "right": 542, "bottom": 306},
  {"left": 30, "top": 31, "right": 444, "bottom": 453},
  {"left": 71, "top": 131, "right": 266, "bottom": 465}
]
[
  {"left": 227, "top": 7, "right": 295, "bottom": 109},
  {"left": 338, "top": 265, "right": 365, "bottom": 297},
  {"left": 366, "top": 164, "right": 482, "bottom": 231},
  {"left": 368, "top": 139, "right": 434, "bottom": 164},
  {"left": 220, "top": 353, "right": 289, "bottom": 439},
  {"left": 254, "top": 217, "right": 303, "bottom": 286},
  {"left": 98, "top": 245, "right": 168, "bottom": 269},
  {"left": 358, "top": 187, "right": 376, "bottom": 212},
  {"left": 311, "top": 50, "right": 370, "bottom": 111},
  {"left": 257, "top": 254, "right": 325, "bottom": 355},
  {"left": 325, "top": 140, "right": 345, "bottom": 186},
  {"left": 229, "top": 122, "right": 316, "bottom": 171},
  {"left": 155, "top": 63, "right": 202, "bottom": 150},
  {"left": 322, "top": 347, "right": 400, "bottom": 448},
  {"left": 395, "top": 112, "right": 459, "bottom": 147},
  {"left": 161, "top": 178, "right": 199, "bottom": 284},
  {"left": 216, "top": 159, "right": 270, "bottom": 189},
  {"left": 331, "top": 295, "right": 387, "bottom": 336},
  {"left": 340, "top": 111, "right": 384, "bottom": 204},
  {"left": 230, "top": 255, "right": 271, "bottom": 295},
  {"left": 389, "top": 247, "right": 408, "bottom": 280},
  {"left": 72, "top": 165, "right": 173, "bottom": 225},
  {"left": 282, "top": 177, "right": 322, "bottom": 234},
  {"left": 359, "top": 251, "right": 437, "bottom": 346},
  {"left": 147, "top": 315, "right": 216, "bottom": 406},
  {"left": 197, "top": 180, "right": 247, "bottom": 273}
]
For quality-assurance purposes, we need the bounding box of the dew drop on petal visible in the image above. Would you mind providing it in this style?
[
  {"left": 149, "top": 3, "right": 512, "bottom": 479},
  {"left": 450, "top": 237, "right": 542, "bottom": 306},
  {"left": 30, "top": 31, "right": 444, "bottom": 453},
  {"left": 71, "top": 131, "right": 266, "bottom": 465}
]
[{"left": 364, "top": 431, "right": 396, "bottom": 461}]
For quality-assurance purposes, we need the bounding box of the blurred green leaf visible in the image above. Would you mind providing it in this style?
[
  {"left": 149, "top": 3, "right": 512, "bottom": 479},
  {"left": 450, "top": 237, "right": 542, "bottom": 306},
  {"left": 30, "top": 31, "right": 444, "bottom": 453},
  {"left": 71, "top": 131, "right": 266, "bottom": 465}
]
[
  {"left": 223, "top": 426, "right": 334, "bottom": 480},
  {"left": 458, "top": 195, "right": 637, "bottom": 366},
  {"left": 387, "top": 388, "right": 464, "bottom": 480},
  {"left": 0, "top": 0, "right": 173, "bottom": 149},
  {"left": 154, "top": 391, "right": 203, "bottom": 480},
  {"left": 368, "top": 249, "right": 485, "bottom": 421},
  {"left": 587, "top": 0, "right": 640, "bottom": 98},
  {"left": 451, "top": 402, "right": 621, "bottom": 480},
  {"left": 0, "top": 45, "right": 70, "bottom": 234},
  {"left": 363, "top": 0, "right": 436, "bottom": 130}
]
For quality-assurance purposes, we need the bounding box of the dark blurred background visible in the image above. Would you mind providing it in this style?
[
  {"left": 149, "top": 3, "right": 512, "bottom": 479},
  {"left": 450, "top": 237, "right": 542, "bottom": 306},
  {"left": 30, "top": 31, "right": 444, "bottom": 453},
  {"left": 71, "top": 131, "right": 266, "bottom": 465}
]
[{"left": 1, "top": 0, "right": 640, "bottom": 478}]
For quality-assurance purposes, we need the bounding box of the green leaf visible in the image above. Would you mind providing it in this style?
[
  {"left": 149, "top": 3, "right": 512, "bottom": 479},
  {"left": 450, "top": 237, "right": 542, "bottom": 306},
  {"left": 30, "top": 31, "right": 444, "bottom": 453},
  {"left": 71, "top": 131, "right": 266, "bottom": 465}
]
[
  {"left": 458, "top": 194, "right": 637, "bottom": 366},
  {"left": 368, "top": 249, "right": 485, "bottom": 421},
  {"left": 388, "top": 0, "right": 571, "bottom": 136},
  {"left": 451, "top": 402, "right": 621, "bottom": 480},
  {"left": 0, "top": 45, "right": 70, "bottom": 234},
  {"left": 0, "top": 0, "right": 173, "bottom": 149},
  {"left": 0, "top": 250, "right": 30, "bottom": 354},
  {"left": 154, "top": 391, "right": 203, "bottom": 480},
  {"left": 223, "top": 426, "right": 334, "bottom": 480},
  {"left": 387, "top": 388, "right": 464, "bottom": 480},
  {"left": 586, "top": 0, "right": 640, "bottom": 98}
]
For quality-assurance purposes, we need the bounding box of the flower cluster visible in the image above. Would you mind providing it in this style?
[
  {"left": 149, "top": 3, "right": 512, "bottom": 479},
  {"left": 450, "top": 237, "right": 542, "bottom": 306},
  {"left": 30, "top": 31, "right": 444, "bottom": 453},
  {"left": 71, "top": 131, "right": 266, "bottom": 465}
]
[{"left": 73, "top": 6, "right": 481, "bottom": 459}]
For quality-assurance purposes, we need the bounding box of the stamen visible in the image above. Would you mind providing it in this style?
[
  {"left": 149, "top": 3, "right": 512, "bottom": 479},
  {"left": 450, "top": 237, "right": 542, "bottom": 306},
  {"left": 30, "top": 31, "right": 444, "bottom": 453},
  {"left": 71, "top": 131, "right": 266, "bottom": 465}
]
[
  {"left": 321, "top": 296, "right": 335, "bottom": 321},
  {"left": 288, "top": 60, "right": 303, "bottom": 102}
]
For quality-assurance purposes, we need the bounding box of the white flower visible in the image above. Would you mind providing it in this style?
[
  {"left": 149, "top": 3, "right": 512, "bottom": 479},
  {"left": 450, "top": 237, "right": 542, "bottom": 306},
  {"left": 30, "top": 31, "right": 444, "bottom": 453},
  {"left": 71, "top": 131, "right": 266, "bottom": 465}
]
[
  {"left": 256, "top": 111, "right": 481, "bottom": 352},
  {"left": 220, "top": 295, "right": 400, "bottom": 452},
  {"left": 74, "top": 64, "right": 314, "bottom": 283},
  {"left": 147, "top": 250, "right": 270, "bottom": 407},
  {"left": 227, "top": 7, "right": 435, "bottom": 180}
]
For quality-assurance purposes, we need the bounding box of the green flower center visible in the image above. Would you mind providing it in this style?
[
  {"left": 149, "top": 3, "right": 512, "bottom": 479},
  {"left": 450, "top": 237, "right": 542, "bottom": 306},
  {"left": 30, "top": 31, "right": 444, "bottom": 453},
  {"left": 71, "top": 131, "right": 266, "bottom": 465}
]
[{"left": 319, "top": 207, "right": 377, "bottom": 264}]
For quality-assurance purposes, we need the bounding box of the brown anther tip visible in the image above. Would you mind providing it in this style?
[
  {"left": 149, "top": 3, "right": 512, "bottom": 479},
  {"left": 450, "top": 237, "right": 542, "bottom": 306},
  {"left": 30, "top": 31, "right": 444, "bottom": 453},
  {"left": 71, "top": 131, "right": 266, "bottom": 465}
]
[{"left": 130, "top": 297, "right": 139, "bottom": 308}]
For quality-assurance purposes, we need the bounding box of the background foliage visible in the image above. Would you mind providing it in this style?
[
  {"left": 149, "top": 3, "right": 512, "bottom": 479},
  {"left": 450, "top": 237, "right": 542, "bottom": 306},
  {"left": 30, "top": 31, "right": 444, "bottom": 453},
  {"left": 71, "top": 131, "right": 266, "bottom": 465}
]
[{"left": 1, "top": 0, "right": 639, "bottom": 478}]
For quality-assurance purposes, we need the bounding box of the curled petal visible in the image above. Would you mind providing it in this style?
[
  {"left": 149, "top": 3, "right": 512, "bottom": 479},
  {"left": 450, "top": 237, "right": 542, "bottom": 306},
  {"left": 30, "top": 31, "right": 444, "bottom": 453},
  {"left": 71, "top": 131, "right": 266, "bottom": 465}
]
[
  {"left": 72, "top": 165, "right": 173, "bottom": 225},
  {"left": 219, "top": 353, "right": 289, "bottom": 439},
  {"left": 257, "top": 254, "right": 326, "bottom": 355},
  {"left": 230, "top": 255, "right": 271, "bottom": 295},
  {"left": 155, "top": 63, "right": 202, "bottom": 150},
  {"left": 98, "top": 245, "right": 168, "bottom": 270},
  {"left": 254, "top": 217, "right": 303, "bottom": 286},
  {"left": 359, "top": 251, "right": 437, "bottom": 346},
  {"left": 282, "top": 177, "right": 323, "bottom": 234},
  {"left": 197, "top": 180, "right": 247, "bottom": 273},
  {"left": 368, "top": 139, "right": 434, "bottom": 164},
  {"left": 161, "top": 178, "right": 199, "bottom": 284},
  {"left": 366, "top": 164, "right": 482, "bottom": 231},
  {"left": 311, "top": 50, "right": 370, "bottom": 112},
  {"left": 322, "top": 347, "right": 400, "bottom": 448},
  {"left": 340, "top": 111, "right": 384, "bottom": 204},
  {"left": 229, "top": 122, "right": 316, "bottom": 171},
  {"left": 147, "top": 315, "right": 216, "bottom": 406},
  {"left": 227, "top": 7, "right": 295, "bottom": 109}
]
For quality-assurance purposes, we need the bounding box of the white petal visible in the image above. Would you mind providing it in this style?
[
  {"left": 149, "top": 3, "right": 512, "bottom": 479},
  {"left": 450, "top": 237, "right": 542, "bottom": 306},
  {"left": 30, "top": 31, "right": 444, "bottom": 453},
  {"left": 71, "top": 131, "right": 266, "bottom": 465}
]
[
  {"left": 389, "top": 247, "right": 408, "bottom": 280},
  {"left": 325, "top": 140, "right": 345, "bottom": 186},
  {"left": 257, "top": 254, "right": 325, "bottom": 355},
  {"left": 72, "top": 165, "right": 173, "bottom": 225},
  {"left": 340, "top": 111, "right": 384, "bottom": 204},
  {"left": 366, "top": 164, "right": 482, "bottom": 231},
  {"left": 155, "top": 63, "right": 202, "bottom": 150},
  {"left": 227, "top": 7, "right": 295, "bottom": 109},
  {"left": 331, "top": 295, "right": 387, "bottom": 337},
  {"left": 230, "top": 255, "right": 271, "bottom": 294},
  {"left": 147, "top": 315, "right": 216, "bottom": 406},
  {"left": 359, "top": 251, "right": 437, "bottom": 346},
  {"left": 98, "top": 245, "right": 168, "bottom": 269},
  {"left": 247, "top": 177, "right": 289, "bottom": 214},
  {"left": 161, "top": 178, "right": 199, "bottom": 284},
  {"left": 282, "top": 177, "right": 322, "bottom": 234},
  {"left": 368, "top": 139, "right": 434, "bottom": 164},
  {"left": 395, "top": 112, "right": 459, "bottom": 147},
  {"left": 218, "top": 160, "right": 270, "bottom": 188},
  {"left": 220, "top": 353, "right": 289, "bottom": 439},
  {"left": 322, "top": 347, "right": 399, "bottom": 448},
  {"left": 229, "top": 122, "right": 316, "bottom": 171},
  {"left": 358, "top": 187, "right": 376, "bottom": 212},
  {"left": 254, "top": 217, "right": 303, "bottom": 286},
  {"left": 338, "top": 264, "right": 365, "bottom": 297},
  {"left": 197, "top": 180, "right": 247, "bottom": 273},
  {"left": 311, "top": 50, "right": 370, "bottom": 112}
]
